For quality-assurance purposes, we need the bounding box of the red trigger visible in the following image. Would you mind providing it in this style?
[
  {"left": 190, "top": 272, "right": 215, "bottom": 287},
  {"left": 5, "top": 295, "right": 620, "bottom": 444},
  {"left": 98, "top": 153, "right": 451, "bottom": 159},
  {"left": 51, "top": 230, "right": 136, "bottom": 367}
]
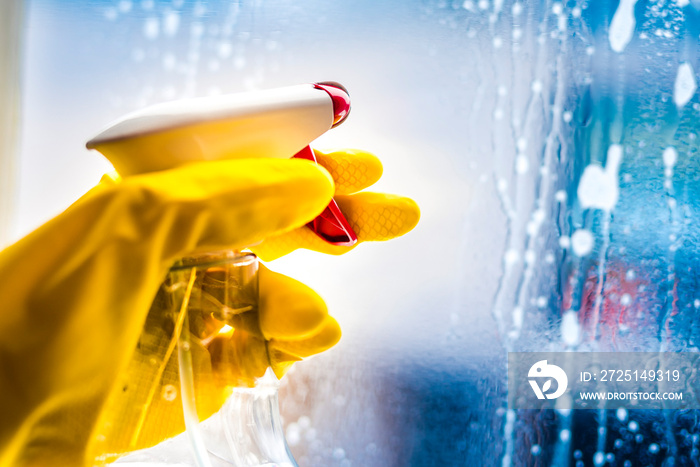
[{"left": 293, "top": 146, "right": 358, "bottom": 246}]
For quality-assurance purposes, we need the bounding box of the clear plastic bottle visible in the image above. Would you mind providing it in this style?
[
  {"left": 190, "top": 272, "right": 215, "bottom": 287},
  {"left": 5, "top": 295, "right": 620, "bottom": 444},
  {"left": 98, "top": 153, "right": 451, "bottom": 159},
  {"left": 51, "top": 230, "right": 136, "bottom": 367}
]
[{"left": 93, "top": 251, "right": 297, "bottom": 467}]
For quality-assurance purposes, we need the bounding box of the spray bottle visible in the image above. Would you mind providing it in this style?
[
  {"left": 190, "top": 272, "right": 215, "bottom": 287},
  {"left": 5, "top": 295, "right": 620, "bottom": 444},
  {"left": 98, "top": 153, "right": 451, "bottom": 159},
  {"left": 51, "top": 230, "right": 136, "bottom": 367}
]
[{"left": 86, "top": 83, "right": 354, "bottom": 466}]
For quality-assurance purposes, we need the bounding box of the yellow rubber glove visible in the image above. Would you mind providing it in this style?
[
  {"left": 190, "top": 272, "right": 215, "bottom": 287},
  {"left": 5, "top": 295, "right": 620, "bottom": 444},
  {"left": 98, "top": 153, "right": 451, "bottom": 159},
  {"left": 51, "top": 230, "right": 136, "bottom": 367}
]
[
  {"left": 252, "top": 149, "right": 419, "bottom": 260},
  {"left": 0, "top": 150, "right": 419, "bottom": 467}
]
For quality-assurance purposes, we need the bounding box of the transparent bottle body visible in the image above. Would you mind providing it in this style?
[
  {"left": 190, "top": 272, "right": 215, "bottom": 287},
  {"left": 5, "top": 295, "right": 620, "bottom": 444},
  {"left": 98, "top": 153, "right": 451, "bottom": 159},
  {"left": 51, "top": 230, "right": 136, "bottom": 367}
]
[{"left": 91, "top": 251, "right": 296, "bottom": 467}]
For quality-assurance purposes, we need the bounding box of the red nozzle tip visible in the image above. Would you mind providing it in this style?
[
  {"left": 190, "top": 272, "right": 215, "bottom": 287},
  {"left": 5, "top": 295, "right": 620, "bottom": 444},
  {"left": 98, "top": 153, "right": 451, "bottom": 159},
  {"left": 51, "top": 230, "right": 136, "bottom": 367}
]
[{"left": 314, "top": 81, "right": 351, "bottom": 128}]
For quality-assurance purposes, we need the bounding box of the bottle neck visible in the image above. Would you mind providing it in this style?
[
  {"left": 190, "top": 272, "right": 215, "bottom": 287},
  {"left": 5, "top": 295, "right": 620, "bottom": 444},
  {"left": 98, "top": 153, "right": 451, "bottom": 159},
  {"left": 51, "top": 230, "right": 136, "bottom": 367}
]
[{"left": 171, "top": 250, "right": 256, "bottom": 271}]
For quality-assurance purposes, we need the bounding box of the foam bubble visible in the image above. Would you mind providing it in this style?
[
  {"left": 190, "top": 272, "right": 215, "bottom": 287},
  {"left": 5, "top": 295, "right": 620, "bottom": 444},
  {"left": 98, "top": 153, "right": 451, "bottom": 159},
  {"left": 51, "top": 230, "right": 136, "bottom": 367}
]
[
  {"left": 577, "top": 144, "right": 622, "bottom": 211},
  {"left": 609, "top": 0, "right": 639, "bottom": 53},
  {"left": 674, "top": 62, "right": 697, "bottom": 108}
]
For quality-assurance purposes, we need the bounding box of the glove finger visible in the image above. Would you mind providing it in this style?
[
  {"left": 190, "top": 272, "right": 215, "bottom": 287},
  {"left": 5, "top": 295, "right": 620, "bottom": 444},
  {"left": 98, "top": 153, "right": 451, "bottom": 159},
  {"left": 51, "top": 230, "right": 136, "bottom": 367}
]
[
  {"left": 258, "top": 263, "right": 329, "bottom": 340},
  {"left": 313, "top": 148, "right": 383, "bottom": 195},
  {"left": 251, "top": 191, "right": 420, "bottom": 260},
  {"left": 269, "top": 316, "right": 342, "bottom": 363},
  {"left": 218, "top": 263, "right": 329, "bottom": 341}
]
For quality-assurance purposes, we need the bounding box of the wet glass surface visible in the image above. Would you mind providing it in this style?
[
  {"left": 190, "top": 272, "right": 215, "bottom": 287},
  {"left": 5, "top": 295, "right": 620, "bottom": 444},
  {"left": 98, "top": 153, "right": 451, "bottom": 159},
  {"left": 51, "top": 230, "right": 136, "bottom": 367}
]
[{"left": 18, "top": 0, "right": 700, "bottom": 465}]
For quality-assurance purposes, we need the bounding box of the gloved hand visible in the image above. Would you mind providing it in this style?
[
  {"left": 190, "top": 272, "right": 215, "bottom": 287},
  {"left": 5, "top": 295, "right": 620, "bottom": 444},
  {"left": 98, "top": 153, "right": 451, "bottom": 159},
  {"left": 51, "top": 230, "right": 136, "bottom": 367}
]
[{"left": 0, "top": 149, "right": 419, "bottom": 467}]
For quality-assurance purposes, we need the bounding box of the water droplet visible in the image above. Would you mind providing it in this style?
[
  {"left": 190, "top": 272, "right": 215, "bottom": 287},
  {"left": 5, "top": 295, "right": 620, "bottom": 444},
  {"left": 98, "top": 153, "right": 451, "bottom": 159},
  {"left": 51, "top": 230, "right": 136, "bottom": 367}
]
[
  {"left": 286, "top": 423, "right": 301, "bottom": 446},
  {"left": 621, "top": 294, "right": 632, "bottom": 306},
  {"left": 462, "top": 0, "right": 475, "bottom": 11},
  {"left": 617, "top": 407, "right": 628, "bottom": 421},
  {"left": 118, "top": 0, "right": 132, "bottom": 13},
  {"left": 505, "top": 249, "right": 520, "bottom": 265},
  {"left": 298, "top": 416, "right": 311, "bottom": 428},
  {"left": 531, "top": 444, "right": 541, "bottom": 455},
  {"left": 649, "top": 443, "right": 660, "bottom": 453},
  {"left": 560, "top": 429, "right": 571, "bottom": 442},
  {"left": 516, "top": 137, "right": 528, "bottom": 152},
  {"left": 512, "top": 307, "right": 523, "bottom": 328},
  {"left": 104, "top": 8, "right": 118, "bottom": 21},
  {"left": 531, "top": 80, "right": 543, "bottom": 93},
  {"left": 572, "top": 229, "right": 594, "bottom": 256},
  {"left": 233, "top": 56, "right": 247, "bottom": 70},
  {"left": 193, "top": 2, "right": 207, "bottom": 16},
  {"left": 663, "top": 147, "right": 678, "bottom": 167},
  {"left": 524, "top": 249, "right": 536, "bottom": 265},
  {"left": 333, "top": 448, "right": 346, "bottom": 460},
  {"left": 561, "top": 310, "right": 579, "bottom": 345},
  {"left": 515, "top": 154, "right": 529, "bottom": 173},
  {"left": 559, "top": 236, "right": 571, "bottom": 249},
  {"left": 593, "top": 451, "right": 605, "bottom": 466},
  {"left": 144, "top": 17, "right": 159, "bottom": 40},
  {"left": 628, "top": 420, "right": 639, "bottom": 432},
  {"left": 163, "top": 9, "right": 181, "bottom": 36},
  {"left": 191, "top": 22, "right": 205, "bottom": 38}
]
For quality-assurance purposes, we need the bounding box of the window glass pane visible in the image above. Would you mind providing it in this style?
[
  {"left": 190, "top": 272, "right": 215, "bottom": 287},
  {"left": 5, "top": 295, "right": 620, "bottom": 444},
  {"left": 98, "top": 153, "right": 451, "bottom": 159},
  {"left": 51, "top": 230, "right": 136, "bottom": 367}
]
[{"left": 19, "top": 0, "right": 700, "bottom": 465}]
